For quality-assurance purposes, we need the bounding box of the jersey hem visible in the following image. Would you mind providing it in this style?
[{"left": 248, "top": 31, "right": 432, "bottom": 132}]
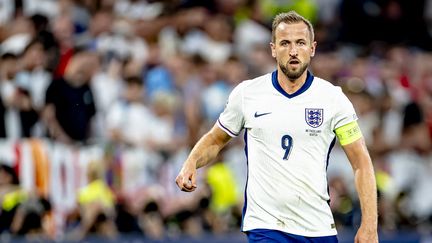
[{"left": 242, "top": 225, "right": 337, "bottom": 237}]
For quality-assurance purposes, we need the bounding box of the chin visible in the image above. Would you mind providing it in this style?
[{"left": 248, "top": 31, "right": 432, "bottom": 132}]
[{"left": 287, "top": 71, "right": 302, "bottom": 80}]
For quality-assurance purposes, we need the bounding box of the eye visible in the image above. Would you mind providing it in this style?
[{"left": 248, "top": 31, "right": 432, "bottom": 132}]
[
  {"left": 280, "top": 41, "right": 289, "bottom": 46},
  {"left": 298, "top": 40, "right": 306, "bottom": 46}
]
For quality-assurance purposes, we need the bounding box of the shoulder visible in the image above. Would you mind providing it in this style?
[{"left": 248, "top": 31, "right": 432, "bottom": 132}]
[
  {"left": 233, "top": 72, "right": 272, "bottom": 92},
  {"left": 46, "top": 78, "right": 65, "bottom": 92},
  {"left": 312, "top": 76, "right": 345, "bottom": 96}
]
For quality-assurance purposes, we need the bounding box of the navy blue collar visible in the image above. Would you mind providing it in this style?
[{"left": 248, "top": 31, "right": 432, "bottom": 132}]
[{"left": 271, "top": 70, "right": 314, "bottom": 99}]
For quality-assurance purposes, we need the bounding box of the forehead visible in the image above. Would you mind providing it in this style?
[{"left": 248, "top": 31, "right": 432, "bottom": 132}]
[
  {"left": 274, "top": 22, "right": 310, "bottom": 41},
  {"left": 28, "top": 43, "right": 44, "bottom": 51}
]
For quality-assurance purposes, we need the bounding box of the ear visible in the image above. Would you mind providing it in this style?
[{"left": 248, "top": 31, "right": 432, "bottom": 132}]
[
  {"left": 270, "top": 42, "right": 276, "bottom": 58},
  {"left": 310, "top": 41, "right": 317, "bottom": 57}
]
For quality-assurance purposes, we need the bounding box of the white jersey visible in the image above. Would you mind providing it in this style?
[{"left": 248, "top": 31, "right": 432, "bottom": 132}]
[{"left": 217, "top": 70, "right": 357, "bottom": 237}]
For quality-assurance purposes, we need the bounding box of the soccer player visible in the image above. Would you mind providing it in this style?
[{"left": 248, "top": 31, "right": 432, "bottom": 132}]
[{"left": 176, "top": 11, "right": 378, "bottom": 243}]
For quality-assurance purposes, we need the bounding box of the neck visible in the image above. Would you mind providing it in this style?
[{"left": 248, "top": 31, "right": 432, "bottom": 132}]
[{"left": 277, "top": 69, "right": 308, "bottom": 95}]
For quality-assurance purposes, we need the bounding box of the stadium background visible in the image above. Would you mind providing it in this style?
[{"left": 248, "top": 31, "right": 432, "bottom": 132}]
[{"left": 0, "top": 0, "right": 431, "bottom": 242}]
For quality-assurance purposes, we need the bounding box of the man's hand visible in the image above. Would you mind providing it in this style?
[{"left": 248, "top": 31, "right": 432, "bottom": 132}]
[
  {"left": 175, "top": 125, "right": 232, "bottom": 192},
  {"left": 175, "top": 163, "right": 197, "bottom": 192},
  {"left": 354, "top": 225, "right": 378, "bottom": 243}
]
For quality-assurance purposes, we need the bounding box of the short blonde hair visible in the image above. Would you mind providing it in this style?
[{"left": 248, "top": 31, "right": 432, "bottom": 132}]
[{"left": 271, "top": 11, "right": 315, "bottom": 43}]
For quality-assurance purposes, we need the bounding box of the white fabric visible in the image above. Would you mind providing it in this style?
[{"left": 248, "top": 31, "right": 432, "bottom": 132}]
[
  {"left": 217, "top": 71, "right": 358, "bottom": 236},
  {"left": 15, "top": 69, "right": 51, "bottom": 110},
  {"left": 0, "top": 34, "right": 31, "bottom": 55},
  {"left": 234, "top": 19, "right": 271, "bottom": 59},
  {"left": 22, "top": 0, "right": 59, "bottom": 18},
  {"left": 96, "top": 34, "right": 149, "bottom": 62},
  {"left": 181, "top": 30, "right": 232, "bottom": 64},
  {"left": 19, "top": 140, "right": 34, "bottom": 192},
  {"left": 0, "top": 140, "right": 16, "bottom": 166},
  {"left": 114, "top": 0, "right": 163, "bottom": 20},
  {"left": 105, "top": 101, "right": 155, "bottom": 146},
  {"left": 387, "top": 150, "right": 432, "bottom": 218},
  {"left": 121, "top": 147, "right": 162, "bottom": 192},
  {"left": 148, "top": 115, "right": 174, "bottom": 146},
  {"left": 0, "top": 0, "right": 14, "bottom": 24},
  {"left": 91, "top": 72, "right": 123, "bottom": 113},
  {"left": 1, "top": 81, "right": 21, "bottom": 139},
  {"left": 50, "top": 143, "right": 77, "bottom": 211}
]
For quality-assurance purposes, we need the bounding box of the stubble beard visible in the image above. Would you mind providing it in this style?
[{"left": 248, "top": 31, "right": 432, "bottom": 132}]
[{"left": 279, "top": 61, "right": 309, "bottom": 82}]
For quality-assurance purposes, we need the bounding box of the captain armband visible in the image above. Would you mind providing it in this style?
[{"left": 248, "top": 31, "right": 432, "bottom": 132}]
[{"left": 334, "top": 121, "right": 363, "bottom": 146}]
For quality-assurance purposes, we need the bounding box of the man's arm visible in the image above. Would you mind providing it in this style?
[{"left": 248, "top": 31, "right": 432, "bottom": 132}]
[
  {"left": 342, "top": 137, "right": 378, "bottom": 243},
  {"left": 41, "top": 104, "right": 72, "bottom": 144},
  {"left": 176, "top": 124, "right": 232, "bottom": 192}
]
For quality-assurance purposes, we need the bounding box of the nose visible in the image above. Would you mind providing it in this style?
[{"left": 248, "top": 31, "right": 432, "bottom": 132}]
[{"left": 289, "top": 45, "right": 298, "bottom": 57}]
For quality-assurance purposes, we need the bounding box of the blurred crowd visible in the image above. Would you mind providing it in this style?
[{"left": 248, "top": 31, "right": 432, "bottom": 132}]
[{"left": 0, "top": 0, "right": 432, "bottom": 241}]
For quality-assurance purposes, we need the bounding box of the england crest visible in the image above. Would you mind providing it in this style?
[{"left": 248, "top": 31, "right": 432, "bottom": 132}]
[{"left": 305, "top": 108, "right": 323, "bottom": 128}]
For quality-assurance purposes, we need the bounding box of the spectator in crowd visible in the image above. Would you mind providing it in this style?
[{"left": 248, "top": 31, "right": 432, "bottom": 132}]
[
  {"left": 71, "top": 160, "right": 117, "bottom": 240},
  {"left": 10, "top": 196, "right": 52, "bottom": 241},
  {"left": 42, "top": 51, "right": 98, "bottom": 144},
  {"left": 105, "top": 76, "right": 154, "bottom": 148},
  {"left": 0, "top": 164, "right": 23, "bottom": 233},
  {"left": 51, "top": 14, "right": 75, "bottom": 79},
  {"left": 0, "top": 53, "right": 19, "bottom": 138},
  {"left": 14, "top": 38, "right": 51, "bottom": 137}
]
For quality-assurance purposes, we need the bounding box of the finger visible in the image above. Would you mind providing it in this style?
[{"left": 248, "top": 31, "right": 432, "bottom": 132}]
[
  {"left": 183, "top": 179, "right": 194, "bottom": 189},
  {"left": 176, "top": 175, "right": 188, "bottom": 190},
  {"left": 190, "top": 172, "right": 197, "bottom": 188},
  {"left": 181, "top": 181, "right": 196, "bottom": 192},
  {"left": 175, "top": 175, "right": 183, "bottom": 188},
  {"left": 181, "top": 186, "right": 195, "bottom": 192}
]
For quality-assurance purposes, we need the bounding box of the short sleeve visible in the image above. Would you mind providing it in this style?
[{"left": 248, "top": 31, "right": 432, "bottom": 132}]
[
  {"left": 332, "top": 87, "right": 358, "bottom": 130},
  {"left": 217, "top": 83, "right": 245, "bottom": 137}
]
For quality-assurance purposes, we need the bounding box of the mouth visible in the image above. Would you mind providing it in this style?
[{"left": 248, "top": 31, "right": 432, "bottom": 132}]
[
  {"left": 287, "top": 59, "right": 301, "bottom": 69},
  {"left": 289, "top": 59, "right": 300, "bottom": 65}
]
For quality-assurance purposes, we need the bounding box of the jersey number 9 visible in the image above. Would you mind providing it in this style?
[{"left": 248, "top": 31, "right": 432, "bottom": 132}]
[{"left": 281, "top": 135, "right": 293, "bottom": 160}]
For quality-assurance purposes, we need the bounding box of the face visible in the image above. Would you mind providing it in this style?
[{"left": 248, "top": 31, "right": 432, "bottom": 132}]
[
  {"left": 0, "top": 169, "right": 12, "bottom": 185},
  {"left": 270, "top": 22, "right": 316, "bottom": 82},
  {"left": 0, "top": 58, "right": 18, "bottom": 80},
  {"left": 124, "top": 83, "right": 143, "bottom": 102},
  {"left": 24, "top": 43, "right": 46, "bottom": 69}
]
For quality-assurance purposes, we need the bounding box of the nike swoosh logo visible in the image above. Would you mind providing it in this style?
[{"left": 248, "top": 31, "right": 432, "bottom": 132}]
[{"left": 254, "top": 112, "right": 272, "bottom": 118}]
